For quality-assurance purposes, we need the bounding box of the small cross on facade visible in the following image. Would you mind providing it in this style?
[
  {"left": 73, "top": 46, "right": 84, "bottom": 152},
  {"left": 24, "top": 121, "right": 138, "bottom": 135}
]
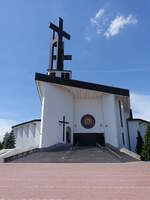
[{"left": 49, "top": 17, "right": 72, "bottom": 71}]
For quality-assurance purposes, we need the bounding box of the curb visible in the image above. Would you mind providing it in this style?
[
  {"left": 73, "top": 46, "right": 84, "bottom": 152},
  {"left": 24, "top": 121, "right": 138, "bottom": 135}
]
[{"left": 120, "top": 148, "right": 141, "bottom": 160}]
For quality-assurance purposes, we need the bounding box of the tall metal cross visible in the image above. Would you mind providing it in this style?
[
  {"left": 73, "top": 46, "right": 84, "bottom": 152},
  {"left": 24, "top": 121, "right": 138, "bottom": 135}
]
[
  {"left": 49, "top": 17, "right": 72, "bottom": 71},
  {"left": 59, "top": 116, "right": 69, "bottom": 141}
]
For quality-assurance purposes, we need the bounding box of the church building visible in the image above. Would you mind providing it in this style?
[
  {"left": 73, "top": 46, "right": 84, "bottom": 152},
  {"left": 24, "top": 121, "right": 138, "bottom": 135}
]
[
  {"left": 35, "top": 17, "right": 131, "bottom": 149},
  {"left": 35, "top": 72, "right": 130, "bottom": 149},
  {"left": 12, "top": 17, "right": 149, "bottom": 152}
]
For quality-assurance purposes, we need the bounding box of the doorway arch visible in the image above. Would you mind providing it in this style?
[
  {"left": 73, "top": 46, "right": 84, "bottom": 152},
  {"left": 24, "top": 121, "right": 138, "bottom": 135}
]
[{"left": 66, "top": 126, "right": 71, "bottom": 144}]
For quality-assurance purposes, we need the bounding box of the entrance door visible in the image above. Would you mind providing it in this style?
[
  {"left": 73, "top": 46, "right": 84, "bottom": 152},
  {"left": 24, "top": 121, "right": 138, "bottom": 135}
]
[
  {"left": 73, "top": 133, "right": 105, "bottom": 146},
  {"left": 66, "top": 127, "right": 71, "bottom": 144}
]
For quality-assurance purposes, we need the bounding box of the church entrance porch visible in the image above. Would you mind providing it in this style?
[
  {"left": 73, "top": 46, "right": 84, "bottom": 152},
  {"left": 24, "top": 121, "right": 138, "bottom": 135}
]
[{"left": 73, "top": 133, "right": 105, "bottom": 146}]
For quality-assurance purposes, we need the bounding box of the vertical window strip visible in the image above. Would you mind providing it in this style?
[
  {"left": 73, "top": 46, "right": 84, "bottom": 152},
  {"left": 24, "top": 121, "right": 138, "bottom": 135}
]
[
  {"left": 122, "top": 132, "right": 125, "bottom": 145},
  {"left": 119, "top": 100, "right": 123, "bottom": 128}
]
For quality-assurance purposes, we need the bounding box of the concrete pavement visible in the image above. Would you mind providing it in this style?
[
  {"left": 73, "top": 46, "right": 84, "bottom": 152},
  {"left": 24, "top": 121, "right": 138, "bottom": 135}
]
[{"left": 0, "top": 162, "right": 150, "bottom": 200}]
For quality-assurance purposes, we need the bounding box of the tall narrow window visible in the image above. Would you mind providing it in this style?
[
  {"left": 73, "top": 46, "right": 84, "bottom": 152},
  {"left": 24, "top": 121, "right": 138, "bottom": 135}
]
[
  {"left": 119, "top": 100, "right": 123, "bottom": 128},
  {"left": 122, "top": 132, "right": 125, "bottom": 145}
]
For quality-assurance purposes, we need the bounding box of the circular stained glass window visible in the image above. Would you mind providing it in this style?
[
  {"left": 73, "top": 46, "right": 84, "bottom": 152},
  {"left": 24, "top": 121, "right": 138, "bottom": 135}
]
[{"left": 81, "top": 114, "right": 95, "bottom": 129}]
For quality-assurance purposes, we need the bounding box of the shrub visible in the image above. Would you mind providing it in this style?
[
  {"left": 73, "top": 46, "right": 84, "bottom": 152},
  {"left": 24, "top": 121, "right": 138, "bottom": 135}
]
[
  {"left": 141, "top": 125, "right": 150, "bottom": 161},
  {"left": 136, "top": 131, "right": 143, "bottom": 155}
]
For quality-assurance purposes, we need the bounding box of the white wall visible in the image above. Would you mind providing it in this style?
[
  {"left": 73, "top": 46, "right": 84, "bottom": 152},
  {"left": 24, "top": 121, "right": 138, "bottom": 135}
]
[
  {"left": 35, "top": 122, "right": 41, "bottom": 147},
  {"left": 40, "top": 82, "right": 73, "bottom": 147},
  {"left": 102, "top": 94, "right": 119, "bottom": 148},
  {"left": 13, "top": 121, "right": 41, "bottom": 149},
  {"left": 73, "top": 97, "right": 104, "bottom": 134},
  {"left": 39, "top": 81, "right": 130, "bottom": 149},
  {"left": 128, "top": 120, "right": 149, "bottom": 152}
]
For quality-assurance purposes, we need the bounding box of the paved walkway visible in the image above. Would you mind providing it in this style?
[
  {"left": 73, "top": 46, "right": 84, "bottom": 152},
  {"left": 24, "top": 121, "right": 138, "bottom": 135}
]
[
  {"left": 11, "top": 147, "right": 137, "bottom": 163},
  {"left": 0, "top": 162, "right": 150, "bottom": 199}
]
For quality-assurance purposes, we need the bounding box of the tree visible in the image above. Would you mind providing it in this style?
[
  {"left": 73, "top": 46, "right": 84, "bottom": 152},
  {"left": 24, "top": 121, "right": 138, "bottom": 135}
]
[
  {"left": 141, "top": 125, "right": 150, "bottom": 161},
  {"left": 0, "top": 141, "right": 3, "bottom": 150},
  {"left": 2, "top": 131, "right": 16, "bottom": 149},
  {"left": 136, "top": 131, "right": 143, "bottom": 155}
]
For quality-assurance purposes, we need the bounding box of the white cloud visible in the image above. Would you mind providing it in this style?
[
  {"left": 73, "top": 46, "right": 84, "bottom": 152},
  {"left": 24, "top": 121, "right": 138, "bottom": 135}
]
[
  {"left": 131, "top": 93, "right": 150, "bottom": 121},
  {"left": 104, "top": 15, "right": 137, "bottom": 39},
  {"left": 0, "top": 119, "right": 16, "bottom": 141},
  {"left": 90, "top": 8, "right": 105, "bottom": 25},
  {"left": 86, "top": 7, "right": 138, "bottom": 42},
  {"left": 90, "top": 8, "right": 106, "bottom": 35}
]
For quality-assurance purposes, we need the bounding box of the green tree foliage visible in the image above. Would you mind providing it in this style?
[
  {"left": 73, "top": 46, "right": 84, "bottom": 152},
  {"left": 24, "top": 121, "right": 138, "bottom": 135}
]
[
  {"left": 2, "top": 131, "right": 16, "bottom": 149},
  {"left": 136, "top": 131, "right": 143, "bottom": 155},
  {"left": 141, "top": 125, "right": 150, "bottom": 161},
  {"left": 0, "top": 141, "right": 3, "bottom": 150}
]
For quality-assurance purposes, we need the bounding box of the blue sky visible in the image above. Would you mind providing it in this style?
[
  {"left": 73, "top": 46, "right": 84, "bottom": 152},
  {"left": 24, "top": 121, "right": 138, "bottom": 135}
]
[{"left": 0, "top": 0, "right": 150, "bottom": 137}]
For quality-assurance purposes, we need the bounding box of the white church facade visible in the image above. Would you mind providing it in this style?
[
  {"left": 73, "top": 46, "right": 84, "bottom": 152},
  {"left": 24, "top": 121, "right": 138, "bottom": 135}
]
[
  {"left": 35, "top": 71, "right": 130, "bottom": 149},
  {"left": 12, "top": 17, "right": 150, "bottom": 152}
]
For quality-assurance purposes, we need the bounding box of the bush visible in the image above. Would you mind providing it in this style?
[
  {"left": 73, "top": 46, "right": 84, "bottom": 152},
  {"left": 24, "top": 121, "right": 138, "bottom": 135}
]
[
  {"left": 141, "top": 125, "right": 150, "bottom": 161},
  {"left": 136, "top": 131, "right": 143, "bottom": 155},
  {"left": 2, "top": 131, "right": 16, "bottom": 149}
]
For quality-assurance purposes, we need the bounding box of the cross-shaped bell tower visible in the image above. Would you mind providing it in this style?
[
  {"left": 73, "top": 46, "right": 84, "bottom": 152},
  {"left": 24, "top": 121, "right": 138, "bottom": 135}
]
[{"left": 48, "top": 17, "right": 72, "bottom": 79}]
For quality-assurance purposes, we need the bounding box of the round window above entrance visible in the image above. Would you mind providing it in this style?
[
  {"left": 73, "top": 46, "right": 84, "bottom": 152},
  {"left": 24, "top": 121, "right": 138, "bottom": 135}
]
[{"left": 81, "top": 114, "right": 95, "bottom": 129}]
